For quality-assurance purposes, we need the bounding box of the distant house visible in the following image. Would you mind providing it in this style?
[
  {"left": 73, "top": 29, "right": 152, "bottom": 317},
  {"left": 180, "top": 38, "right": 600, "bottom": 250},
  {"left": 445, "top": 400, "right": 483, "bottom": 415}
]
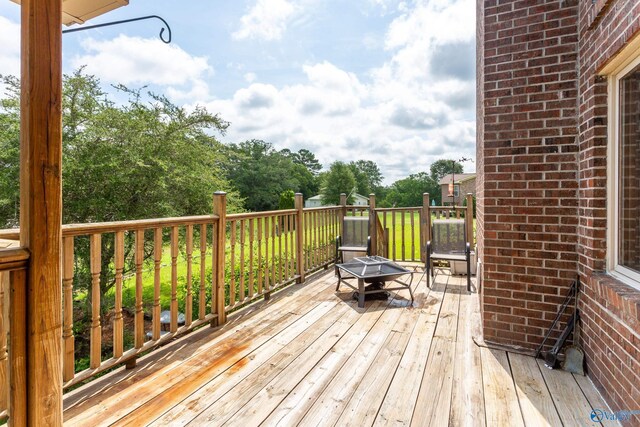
[
  {"left": 304, "top": 193, "right": 369, "bottom": 208},
  {"left": 438, "top": 173, "right": 476, "bottom": 206}
]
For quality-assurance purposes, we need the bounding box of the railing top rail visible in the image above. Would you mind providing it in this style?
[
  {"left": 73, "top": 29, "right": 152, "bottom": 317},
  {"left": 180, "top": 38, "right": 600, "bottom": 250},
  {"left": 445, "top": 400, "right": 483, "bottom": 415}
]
[
  {"left": 0, "top": 247, "right": 30, "bottom": 271},
  {"left": 303, "top": 206, "right": 342, "bottom": 212},
  {"left": 227, "top": 209, "right": 296, "bottom": 220},
  {"left": 61, "top": 215, "right": 220, "bottom": 237},
  {"left": 375, "top": 206, "right": 421, "bottom": 211},
  {"left": 430, "top": 205, "right": 467, "bottom": 211},
  {"left": 0, "top": 229, "right": 19, "bottom": 240}
]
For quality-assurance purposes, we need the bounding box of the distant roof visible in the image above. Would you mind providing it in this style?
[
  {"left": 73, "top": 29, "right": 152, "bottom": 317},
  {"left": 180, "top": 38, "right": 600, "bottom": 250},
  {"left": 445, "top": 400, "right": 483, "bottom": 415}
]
[{"left": 438, "top": 173, "right": 476, "bottom": 185}]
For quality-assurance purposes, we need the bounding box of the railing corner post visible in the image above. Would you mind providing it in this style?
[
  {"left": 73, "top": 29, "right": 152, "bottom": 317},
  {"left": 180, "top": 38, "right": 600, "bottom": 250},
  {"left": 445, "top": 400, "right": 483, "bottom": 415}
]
[
  {"left": 295, "top": 193, "right": 305, "bottom": 284},
  {"left": 369, "top": 194, "right": 377, "bottom": 256},
  {"left": 421, "top": 193, "right": 430, "bottom": 263},
  {"left": 213, "top": 191, "right": 227, "bottom": 326},
  {"left": 340, "top": 193, "right": 347, "bottom": 220}
]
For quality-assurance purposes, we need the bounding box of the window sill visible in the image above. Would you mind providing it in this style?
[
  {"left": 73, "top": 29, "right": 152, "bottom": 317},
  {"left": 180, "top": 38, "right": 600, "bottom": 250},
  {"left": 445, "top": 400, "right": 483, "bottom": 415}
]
[{"left": 589, "top": 272, "right": 640, "bottom": 330}]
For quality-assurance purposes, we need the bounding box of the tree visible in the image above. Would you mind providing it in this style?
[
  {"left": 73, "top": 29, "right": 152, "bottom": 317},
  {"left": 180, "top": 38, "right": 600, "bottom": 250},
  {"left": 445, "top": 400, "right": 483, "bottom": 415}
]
[
  {"left": 382, "top": 172, "right": 439, "bottom": 207},
  {"left": 348, "top": 160, "right": 383, "bottom": 196},
  {"left": 1, "top": 69, "right": 241, "bottom": 310},
  {"left": 429, "top": 159, "right": 464, "bottom": 183},
  {"left": 321, "top": 161, "right": 356, "bottom": 205},
  {"left": 278, "top": 190, "right": 295, "bottom": 210},
  {"left": 226, "top": 140, "right": 301, "bottom": 211}
]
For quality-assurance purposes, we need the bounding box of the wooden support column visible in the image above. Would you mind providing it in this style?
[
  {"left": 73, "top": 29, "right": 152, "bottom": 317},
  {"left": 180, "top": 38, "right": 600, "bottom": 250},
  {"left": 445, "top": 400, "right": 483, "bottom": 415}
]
[
  {"left": 369, "top": 194, "right": 376, "bottom": 256},
  {"left": 212, "top": 192, "right": 227, "bottom": 326},
  {"left": 465, "top": 193, "right": 474, "bottom": 248},
  {"left": 294, "top": 193, "right": 305, "bottom": 284},
  {"left": 19, "top": 0, "right": 63, "bottom": 424},
  {"left": 339, "top": 193, "right": 347, "bottom": 228},
  {"left": 421, "top": 193, "right": 430, "bottom": 263}
]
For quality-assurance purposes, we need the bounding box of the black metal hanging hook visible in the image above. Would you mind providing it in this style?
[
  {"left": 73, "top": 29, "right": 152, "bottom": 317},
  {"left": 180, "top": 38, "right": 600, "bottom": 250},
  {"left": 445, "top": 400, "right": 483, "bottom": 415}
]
[{"left": 62, "top": 15, "right": 172, "bottom": 44}]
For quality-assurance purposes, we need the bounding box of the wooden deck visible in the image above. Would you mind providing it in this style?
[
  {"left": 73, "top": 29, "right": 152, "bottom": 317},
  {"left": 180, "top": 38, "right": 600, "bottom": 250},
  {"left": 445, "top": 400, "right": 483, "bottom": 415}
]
[{"left": 63, "top": 268, "right": 617, "bottom": 427}]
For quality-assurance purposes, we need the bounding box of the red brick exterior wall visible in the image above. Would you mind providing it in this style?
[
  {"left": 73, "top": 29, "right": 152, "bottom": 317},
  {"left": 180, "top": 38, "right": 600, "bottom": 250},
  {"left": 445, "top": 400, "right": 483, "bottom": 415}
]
[
  {"left": 477, "top": 0, "right": 580, "bottom": 349},
  {"left": 478, "top": 0, "right": 640, "bottom": 418},
  {"left": 577, "top": 0, "right": 640, "bottom": 416}
]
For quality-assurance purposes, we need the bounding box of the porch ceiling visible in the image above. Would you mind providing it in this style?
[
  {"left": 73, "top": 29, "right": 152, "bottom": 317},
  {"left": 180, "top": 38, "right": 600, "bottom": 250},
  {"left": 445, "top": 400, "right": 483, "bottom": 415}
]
[{"left": 10, "top": 0, "right": 129, "bottom": 26}]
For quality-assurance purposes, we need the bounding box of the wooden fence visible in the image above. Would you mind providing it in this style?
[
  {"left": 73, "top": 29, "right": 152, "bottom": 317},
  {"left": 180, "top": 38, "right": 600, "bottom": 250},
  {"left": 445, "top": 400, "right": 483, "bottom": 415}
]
[{"left": 0, "top": 191, "right": 474, "bottom": 422}]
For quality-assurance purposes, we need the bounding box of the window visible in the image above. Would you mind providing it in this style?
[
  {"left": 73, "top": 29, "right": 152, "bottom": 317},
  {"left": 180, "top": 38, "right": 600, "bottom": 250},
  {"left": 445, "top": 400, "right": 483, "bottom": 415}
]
[
  {"left": 608, "top": 56, "right": 640, "bottom": 289},
  {"left": 454, "top": 184, "right": 460, "bottom": 197}
]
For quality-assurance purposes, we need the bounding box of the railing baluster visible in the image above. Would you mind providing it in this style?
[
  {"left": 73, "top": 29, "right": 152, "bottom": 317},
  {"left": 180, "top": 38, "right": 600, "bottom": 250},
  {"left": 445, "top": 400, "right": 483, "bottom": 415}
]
[
  {"left": 249, "top": 219, "right": 255, "bottom": 298},
  {"left": 114, "top": 231, "right": 125, "bottom": 358},
  {"left": 9, "top": 267, "right": 27, "bottom": 424},
  {"left": 283, "top": 215, "right": 289, "bottom": 281},
  {"left": 270, "top": 215, "right": 276, "bottom": 291},
  {"left": 170, "top": 227, "right": 178, "bottom": 332},
  {"left": 401, "top": 210, "right": 406, "bottom": 261},
  {"left": 304, "top": 212, "right": 309, "bottom": 271},
  {"left": 392, "top": 211, "right": 396, "bottom": 261},
  {"left": 0, "top": 271, "right": 7, "bottom": 411},
  {"left": 199, "top": 224, "right": 206, "bottom": 320},
  {"left": 134, "top": 230, "right": 144, "bottom": 349},
  {"left": 229, "top": 220, "right": 236, "bottom": 307},
  {"left": 62, "top": 237, "right": 75, "bottom": 381},
  {"left": 313, "top": 211, "right": 318, "bottom": 268},
  {"left": 278, "top": 215, "right": 283, "bottom": 285},
  {"left": 90, "top": 234, "right": 102, "bottom": 369},
  {"left": 257, "top": 218, "right": 263, "bottom": 295},
  {"left": 410, "top": 210, "right": 416, "bottom": 261},
  {"left": 239, "top": 219, "right": 246, "bottom": 302},
  {"left": 152, "top": 228, "right": 162, "bottom": 340},
  {"left": 186, "top": 225, "right": 193, "bottom": 327}
]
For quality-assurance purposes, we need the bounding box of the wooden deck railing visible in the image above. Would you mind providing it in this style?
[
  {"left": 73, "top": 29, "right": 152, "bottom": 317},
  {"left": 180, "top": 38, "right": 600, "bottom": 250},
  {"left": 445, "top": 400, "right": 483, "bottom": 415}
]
[
  {"left": 0, "top": 244, "right": 30, "bottom": 424},
  {"left": 0, "top": 191, "right": 474, "bottom": 416}
]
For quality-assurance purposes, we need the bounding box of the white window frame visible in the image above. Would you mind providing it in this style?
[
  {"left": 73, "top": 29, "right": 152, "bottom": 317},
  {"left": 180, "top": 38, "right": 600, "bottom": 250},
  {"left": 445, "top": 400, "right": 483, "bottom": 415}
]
[
  {"left": 606, "top": 52, "right": 640, "bottom": 290},
  {"left": 454, "top": 184, "right": 460, "bottom": 198}
]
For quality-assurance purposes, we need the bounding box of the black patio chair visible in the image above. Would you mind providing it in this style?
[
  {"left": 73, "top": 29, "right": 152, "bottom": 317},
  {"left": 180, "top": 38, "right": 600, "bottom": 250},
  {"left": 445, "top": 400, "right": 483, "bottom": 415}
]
[
  {"left": 426, "top": 219, "right": 471, "bottom": 292},
  {"left": 335, "top": 216, "right": 371, "bottom": 263}
]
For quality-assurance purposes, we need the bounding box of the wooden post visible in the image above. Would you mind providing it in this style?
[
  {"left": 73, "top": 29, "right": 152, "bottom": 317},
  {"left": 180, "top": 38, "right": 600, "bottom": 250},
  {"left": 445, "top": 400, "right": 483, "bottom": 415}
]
[
  {"left": 19, "top": 0, "right": 64, "bottom": 423},
  {"left": 465, "top": 193, "right": 474, "bottom": 248},
  {"left": 339, "top": 193, "right": 347, "bottom": 236},
  {"left": 213, "top": 192, "right": 227, "bottom": 326},
  {"left": 421, "top": 193, "right": 430, "bottom": 263},
  {"left": 295, "top": 193, "right": 305, "bottom": 284},
  {"left": 369, "top": 194, "right": 377, "bottom": 256}
]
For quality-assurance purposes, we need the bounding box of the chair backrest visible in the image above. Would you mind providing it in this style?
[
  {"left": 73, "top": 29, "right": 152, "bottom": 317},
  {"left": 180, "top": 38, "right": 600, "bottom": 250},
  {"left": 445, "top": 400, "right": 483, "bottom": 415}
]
[
  {"left": 342, "top": 216, "right": 369, "bottom": 247},
  {"left": 431, "top": 219, "right": 467, "bottom": 254}
]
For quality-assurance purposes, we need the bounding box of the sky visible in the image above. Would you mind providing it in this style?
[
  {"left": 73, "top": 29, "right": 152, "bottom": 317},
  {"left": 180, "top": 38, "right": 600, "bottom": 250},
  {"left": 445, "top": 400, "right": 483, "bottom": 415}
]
[{"left": 0, "top": 0, "right": 476, "bottom": 184}]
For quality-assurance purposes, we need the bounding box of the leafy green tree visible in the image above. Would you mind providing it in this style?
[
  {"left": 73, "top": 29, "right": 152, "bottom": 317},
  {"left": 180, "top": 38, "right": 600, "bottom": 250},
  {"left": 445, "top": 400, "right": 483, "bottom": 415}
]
[
  {"left": 281, "top": 148, "right": 322, "bottom": 176},
  {"left": 1, "top": 69, "right": 241, "bottom": 304},
  {"left": 382, "top": 172, "right": 439, "bottom": 207},
  {"left": 226, "top": 140, "right": 300, "bottom": 211},
  {"left": 0, "top": 75, "right": 20, "bottom": 227},
  {"left": 321, "top": 161, "right": 356, "bottom": 205},
  {"left": 429, "top": 159, "right": 464, "bottom": 183},
  {"left": 349, "top": 160, "right": 383, "bottom": 196},
  {"left": 278, "top": 190, "right": 295, "bottom": 209}
]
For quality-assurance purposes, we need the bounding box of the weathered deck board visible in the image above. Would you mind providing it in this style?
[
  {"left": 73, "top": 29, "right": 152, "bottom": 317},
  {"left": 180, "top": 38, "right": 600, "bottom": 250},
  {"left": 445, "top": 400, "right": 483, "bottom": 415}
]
[
  {"left": 509, "top": 353, "right": 562, "bottom": 427},
  {"left": 62, "top": 269, "right": 619, "bottom": 427}
]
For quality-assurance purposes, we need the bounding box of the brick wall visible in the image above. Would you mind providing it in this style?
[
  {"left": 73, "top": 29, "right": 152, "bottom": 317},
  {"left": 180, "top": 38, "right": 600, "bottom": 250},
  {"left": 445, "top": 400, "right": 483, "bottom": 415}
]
[
  {"left": 478, "top": 0, "right": 640, "bottom": 420},
  {"left": 477, "top": 0, "right": 580, "bottom": 350},
  {"left": 576, "top": 0, "right": 640, "bottom": 417}
]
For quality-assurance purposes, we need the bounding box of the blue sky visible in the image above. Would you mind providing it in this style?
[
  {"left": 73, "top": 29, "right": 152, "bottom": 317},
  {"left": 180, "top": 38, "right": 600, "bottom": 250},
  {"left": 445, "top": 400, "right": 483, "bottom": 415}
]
[{"left": 0, "top": 0, "right": 476, "bottom": 184}]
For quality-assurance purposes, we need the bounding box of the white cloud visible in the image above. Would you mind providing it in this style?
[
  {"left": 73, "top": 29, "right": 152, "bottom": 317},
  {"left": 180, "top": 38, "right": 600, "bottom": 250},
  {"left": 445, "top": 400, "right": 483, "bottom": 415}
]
[
  {"left": 233, "top": 0, "right": 298, "bottom": 41},
  {"left": 71, "top": 35, "right": 213, "bottom": 100},
  {"left": 244, "top": 72, "right": 257, "bottom": 83},
  {"left": 204, "top": 0, "right": 476, "bottom": 184},
  {"left": 0, "top": 16, "right": 20, "bottom": 77}
]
